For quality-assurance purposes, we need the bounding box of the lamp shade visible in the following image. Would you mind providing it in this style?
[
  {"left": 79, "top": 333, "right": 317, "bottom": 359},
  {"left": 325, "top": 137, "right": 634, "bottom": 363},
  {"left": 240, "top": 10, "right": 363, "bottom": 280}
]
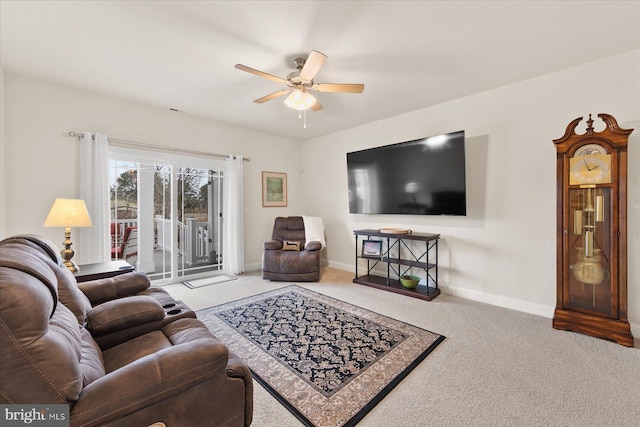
[{"left": 44, "top": 198, "right": 93, "bottom": 228}]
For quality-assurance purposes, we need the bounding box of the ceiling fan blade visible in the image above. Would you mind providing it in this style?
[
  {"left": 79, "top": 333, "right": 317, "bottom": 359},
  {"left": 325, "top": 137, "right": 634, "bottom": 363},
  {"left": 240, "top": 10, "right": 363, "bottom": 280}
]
[
  {"left": 314, "top": 83, "right": 365, "bottom": 93},
  {"left": 235, "top": 64, "right": 286, "bottom": 84},
  {"left": 299, "top": 50, "right": 327, "bottom": 81},
  {"left": 254, "top": 89, "right": 290, "bottom": 103},
  {"left": 311, "top": 100, "right": 323, "bottom": 111}
]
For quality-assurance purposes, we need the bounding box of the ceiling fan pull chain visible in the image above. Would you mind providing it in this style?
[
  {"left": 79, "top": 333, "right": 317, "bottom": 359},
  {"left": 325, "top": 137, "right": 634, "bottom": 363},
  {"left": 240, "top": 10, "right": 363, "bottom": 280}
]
[{"left": 304, "top": 109, "right": 307, "bottom": 129}]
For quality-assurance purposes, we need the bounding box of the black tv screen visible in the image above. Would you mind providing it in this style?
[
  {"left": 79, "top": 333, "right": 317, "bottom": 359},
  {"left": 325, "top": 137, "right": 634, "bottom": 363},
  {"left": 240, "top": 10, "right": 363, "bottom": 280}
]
[{"left": 347, "top": 130, "right": 466, "bottom": 215}]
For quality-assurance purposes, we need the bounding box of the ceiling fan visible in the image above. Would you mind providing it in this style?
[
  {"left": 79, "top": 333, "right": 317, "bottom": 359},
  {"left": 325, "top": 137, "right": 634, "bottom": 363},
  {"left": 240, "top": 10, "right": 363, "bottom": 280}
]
[{"left": 235, "top": 50, "right": 364, "bottom": 112}]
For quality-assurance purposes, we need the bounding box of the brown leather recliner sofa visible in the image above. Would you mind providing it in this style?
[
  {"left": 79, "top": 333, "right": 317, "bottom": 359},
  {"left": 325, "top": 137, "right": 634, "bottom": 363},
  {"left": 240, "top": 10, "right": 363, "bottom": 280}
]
[
  {"left": 0, "top": 235, "right": 253, "bottom": 427},
  {"left": 262, "top": 216, "right": 323, "bottom": 281},
  {"left": 3, "top": 234, "right": 196, "bottom": 349}
]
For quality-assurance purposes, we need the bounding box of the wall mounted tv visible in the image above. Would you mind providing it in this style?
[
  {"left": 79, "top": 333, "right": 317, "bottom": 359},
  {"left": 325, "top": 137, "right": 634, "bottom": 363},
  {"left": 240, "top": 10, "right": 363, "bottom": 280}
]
[{"left": 347, "top": 130, "right": 466, "bottom": 216}]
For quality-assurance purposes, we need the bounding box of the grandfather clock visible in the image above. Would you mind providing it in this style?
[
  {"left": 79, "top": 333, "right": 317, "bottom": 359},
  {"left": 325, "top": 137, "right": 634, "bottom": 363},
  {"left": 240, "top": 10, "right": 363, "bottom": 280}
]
[{"left": 553, "top": 113, "right": 634, "bottom": 347}]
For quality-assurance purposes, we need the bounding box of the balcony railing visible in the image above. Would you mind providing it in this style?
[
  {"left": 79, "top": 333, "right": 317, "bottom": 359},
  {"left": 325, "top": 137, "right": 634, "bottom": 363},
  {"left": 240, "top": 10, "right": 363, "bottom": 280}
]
[{"left": 117, "top": 217, "right": 213, "bottom": 267}]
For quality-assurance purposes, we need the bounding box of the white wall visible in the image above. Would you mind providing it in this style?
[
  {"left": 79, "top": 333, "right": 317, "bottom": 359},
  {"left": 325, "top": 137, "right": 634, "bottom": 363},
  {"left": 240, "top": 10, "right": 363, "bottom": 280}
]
[
  {"left": 2, "top": 73, "right": 301, "bottom": 269},
  {"left": 0, "top": 65, "right": 5, "bottom": 238},
  {"left": 0, "top": 65, "right": 6, "bottom": 237},
  {"left": 299, "top": 50, "right": 640, "bottom": 334}
]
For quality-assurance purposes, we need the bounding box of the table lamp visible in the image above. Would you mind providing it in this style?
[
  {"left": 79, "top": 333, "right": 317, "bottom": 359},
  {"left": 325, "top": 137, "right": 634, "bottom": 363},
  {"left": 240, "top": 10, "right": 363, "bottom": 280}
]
[{"left": 43, "top": 198, "right": 93, "bottom": 272}]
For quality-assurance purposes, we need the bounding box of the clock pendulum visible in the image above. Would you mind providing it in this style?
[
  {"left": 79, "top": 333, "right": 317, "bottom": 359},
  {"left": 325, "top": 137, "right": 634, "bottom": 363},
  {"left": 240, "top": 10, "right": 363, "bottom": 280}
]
[{"left": 571, "top": 187, "right": 606, "bottom": 305}]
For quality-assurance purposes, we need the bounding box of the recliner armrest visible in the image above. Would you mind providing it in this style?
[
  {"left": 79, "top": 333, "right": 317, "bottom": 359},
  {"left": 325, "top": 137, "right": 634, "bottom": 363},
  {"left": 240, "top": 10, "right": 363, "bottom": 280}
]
[
  {"left": 78, "top": 271, "right": 151, "bottom": 306},
  {"left": 264, "top": 240, "right": 283, "bottom": 250},
  {"left": 71, "top": 336, "right": 231, "bottom": 426},
  {"left": 305, "top": 241, "right": 322, "bottom": 251},
  {"left": 86, "top": 296, "right": 165, "bottom": 335}
]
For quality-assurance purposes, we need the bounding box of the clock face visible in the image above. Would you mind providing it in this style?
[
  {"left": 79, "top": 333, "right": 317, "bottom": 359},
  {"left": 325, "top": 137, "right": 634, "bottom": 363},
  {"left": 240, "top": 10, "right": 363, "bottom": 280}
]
[
  {"left": 574, "top": 143, "right": 607, "bottom": 157},
  {"left": 569, "top": 154, "right": 612, "bottom": 185}
]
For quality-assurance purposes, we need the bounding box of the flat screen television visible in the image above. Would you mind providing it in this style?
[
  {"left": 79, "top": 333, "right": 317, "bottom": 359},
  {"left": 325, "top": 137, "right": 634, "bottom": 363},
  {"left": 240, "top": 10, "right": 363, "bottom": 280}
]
[{"left": 347, "top": 130, "right": 466, "bottom": 215}]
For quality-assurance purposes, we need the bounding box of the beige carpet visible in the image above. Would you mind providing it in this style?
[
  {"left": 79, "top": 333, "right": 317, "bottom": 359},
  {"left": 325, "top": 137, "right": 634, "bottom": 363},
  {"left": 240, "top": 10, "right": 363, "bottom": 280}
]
[{"left": 162, "top": 267, "right": 640, "bottom": 427}]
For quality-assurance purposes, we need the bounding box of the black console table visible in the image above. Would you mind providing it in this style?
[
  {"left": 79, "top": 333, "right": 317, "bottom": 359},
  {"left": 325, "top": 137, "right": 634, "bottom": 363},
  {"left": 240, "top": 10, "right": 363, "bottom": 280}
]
[{"left": 353, "top": 229, "right": 440, "bottom": 301}]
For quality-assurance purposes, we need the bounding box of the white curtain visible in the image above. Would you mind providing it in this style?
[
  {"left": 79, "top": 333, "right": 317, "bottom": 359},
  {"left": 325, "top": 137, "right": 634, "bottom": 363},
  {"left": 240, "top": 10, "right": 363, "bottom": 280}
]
[
  {"left": 78, "top": 132, "right": 110, "bottom": 264},
  {"left": 223, "top": 154, "right": 244, "bottom": 274}
]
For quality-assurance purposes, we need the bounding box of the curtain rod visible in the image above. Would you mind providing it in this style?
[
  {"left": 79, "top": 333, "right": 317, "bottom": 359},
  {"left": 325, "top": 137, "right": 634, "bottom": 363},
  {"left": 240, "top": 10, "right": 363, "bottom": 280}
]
[{"left": 67, "top": 131, "right": 251, "bottom": 161}]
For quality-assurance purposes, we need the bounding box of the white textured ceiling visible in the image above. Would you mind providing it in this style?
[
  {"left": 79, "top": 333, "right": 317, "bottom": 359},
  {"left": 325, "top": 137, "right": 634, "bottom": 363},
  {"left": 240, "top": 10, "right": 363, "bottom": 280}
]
[{"left": 1, "top": 1, "right": 638, "bottom": 141}]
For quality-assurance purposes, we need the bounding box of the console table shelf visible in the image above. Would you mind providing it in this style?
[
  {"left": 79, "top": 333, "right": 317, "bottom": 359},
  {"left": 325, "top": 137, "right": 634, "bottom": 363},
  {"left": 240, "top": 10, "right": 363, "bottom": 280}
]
[
  {"left": 353, "top": 229, "right": 440, "bottom": 301},
  {"left": 385, "top": 257, "right": 436, "bottom": 270}
]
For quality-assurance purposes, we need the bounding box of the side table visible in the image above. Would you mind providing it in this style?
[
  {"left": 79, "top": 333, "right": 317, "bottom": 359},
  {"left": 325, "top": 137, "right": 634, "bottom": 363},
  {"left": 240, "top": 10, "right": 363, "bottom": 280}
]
[{"left": 74, "top": 260, "right": 135, "bottom": 283}]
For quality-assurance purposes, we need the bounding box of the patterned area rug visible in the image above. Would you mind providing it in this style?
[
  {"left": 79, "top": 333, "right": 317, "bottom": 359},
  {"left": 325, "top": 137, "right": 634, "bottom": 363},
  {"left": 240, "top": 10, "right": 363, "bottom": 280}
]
[{"left": 197, "top": 285, "right": 445, "bottom": 427}]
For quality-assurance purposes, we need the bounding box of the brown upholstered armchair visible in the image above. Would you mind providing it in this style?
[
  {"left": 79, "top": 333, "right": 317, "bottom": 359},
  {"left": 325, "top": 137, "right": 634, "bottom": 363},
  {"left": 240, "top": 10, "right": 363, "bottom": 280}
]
[
  {"left": 0, "top": 235, "right": 253, "bottom": 427},
  {"left": 262, "top": 216, "right": 324, "bottom": 281}
]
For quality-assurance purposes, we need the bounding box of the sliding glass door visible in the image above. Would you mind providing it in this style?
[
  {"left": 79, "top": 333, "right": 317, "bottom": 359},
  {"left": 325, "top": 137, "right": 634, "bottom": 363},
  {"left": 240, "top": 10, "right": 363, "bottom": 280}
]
[
  {"left": 109, "top": 149, "right": 224, "bottom": 284},
  {"left": 175, "top": 167, "right": 223, "bottom": 279}
]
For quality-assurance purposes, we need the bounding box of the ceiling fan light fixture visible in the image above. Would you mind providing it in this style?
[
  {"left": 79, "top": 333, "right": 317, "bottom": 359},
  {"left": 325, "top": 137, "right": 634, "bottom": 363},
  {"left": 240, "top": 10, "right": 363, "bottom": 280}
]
[{"left": 284, "top": 88, "right": 317, "bottom": 111}]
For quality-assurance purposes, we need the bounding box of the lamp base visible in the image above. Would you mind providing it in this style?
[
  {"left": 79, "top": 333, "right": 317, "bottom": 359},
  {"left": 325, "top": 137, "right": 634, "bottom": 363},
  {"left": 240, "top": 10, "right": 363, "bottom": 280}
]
[
  {"left": 60, "top": 227, "right": 79, "bottom": 272},
  {"left": 63, "top": 259, "right": 79, "bottom": 273}
]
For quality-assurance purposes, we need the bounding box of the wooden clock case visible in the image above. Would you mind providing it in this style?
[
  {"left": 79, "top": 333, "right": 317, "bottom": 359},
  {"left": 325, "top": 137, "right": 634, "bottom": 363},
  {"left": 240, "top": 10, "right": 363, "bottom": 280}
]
[{"left": 552, "top": 113, "right": 634, "bottom": 347}]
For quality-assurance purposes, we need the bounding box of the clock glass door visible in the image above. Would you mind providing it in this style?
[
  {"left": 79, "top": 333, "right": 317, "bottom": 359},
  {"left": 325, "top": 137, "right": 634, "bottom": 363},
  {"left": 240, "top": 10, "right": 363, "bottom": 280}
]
[{"left": 567, "top": 187, "right": 614, "bottom": 316}]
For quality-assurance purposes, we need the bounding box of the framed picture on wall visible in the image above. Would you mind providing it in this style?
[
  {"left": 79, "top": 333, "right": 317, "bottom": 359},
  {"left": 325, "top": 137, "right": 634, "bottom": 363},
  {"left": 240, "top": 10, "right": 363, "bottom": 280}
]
[{"left": 262, "top": 171, "right": 288, "bottom": 207}]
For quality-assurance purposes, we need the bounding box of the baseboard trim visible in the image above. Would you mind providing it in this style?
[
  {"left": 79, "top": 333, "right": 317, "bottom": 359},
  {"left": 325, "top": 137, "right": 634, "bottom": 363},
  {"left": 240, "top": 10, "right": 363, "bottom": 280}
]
[
  {"left": 243, "top": 262, "right": 261, "bottom": 272},
  {"left": 299, "top": 262, "right": 640, "bottom": 342},
  {"left": 632, "top": 323, "right": 640, "bottom": 340},
  {"left": 327, "top": 260, "right": 353, "bottom": 272},
  {"left": 442, "top": 285, "right": 555, "bottom": 318}
]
